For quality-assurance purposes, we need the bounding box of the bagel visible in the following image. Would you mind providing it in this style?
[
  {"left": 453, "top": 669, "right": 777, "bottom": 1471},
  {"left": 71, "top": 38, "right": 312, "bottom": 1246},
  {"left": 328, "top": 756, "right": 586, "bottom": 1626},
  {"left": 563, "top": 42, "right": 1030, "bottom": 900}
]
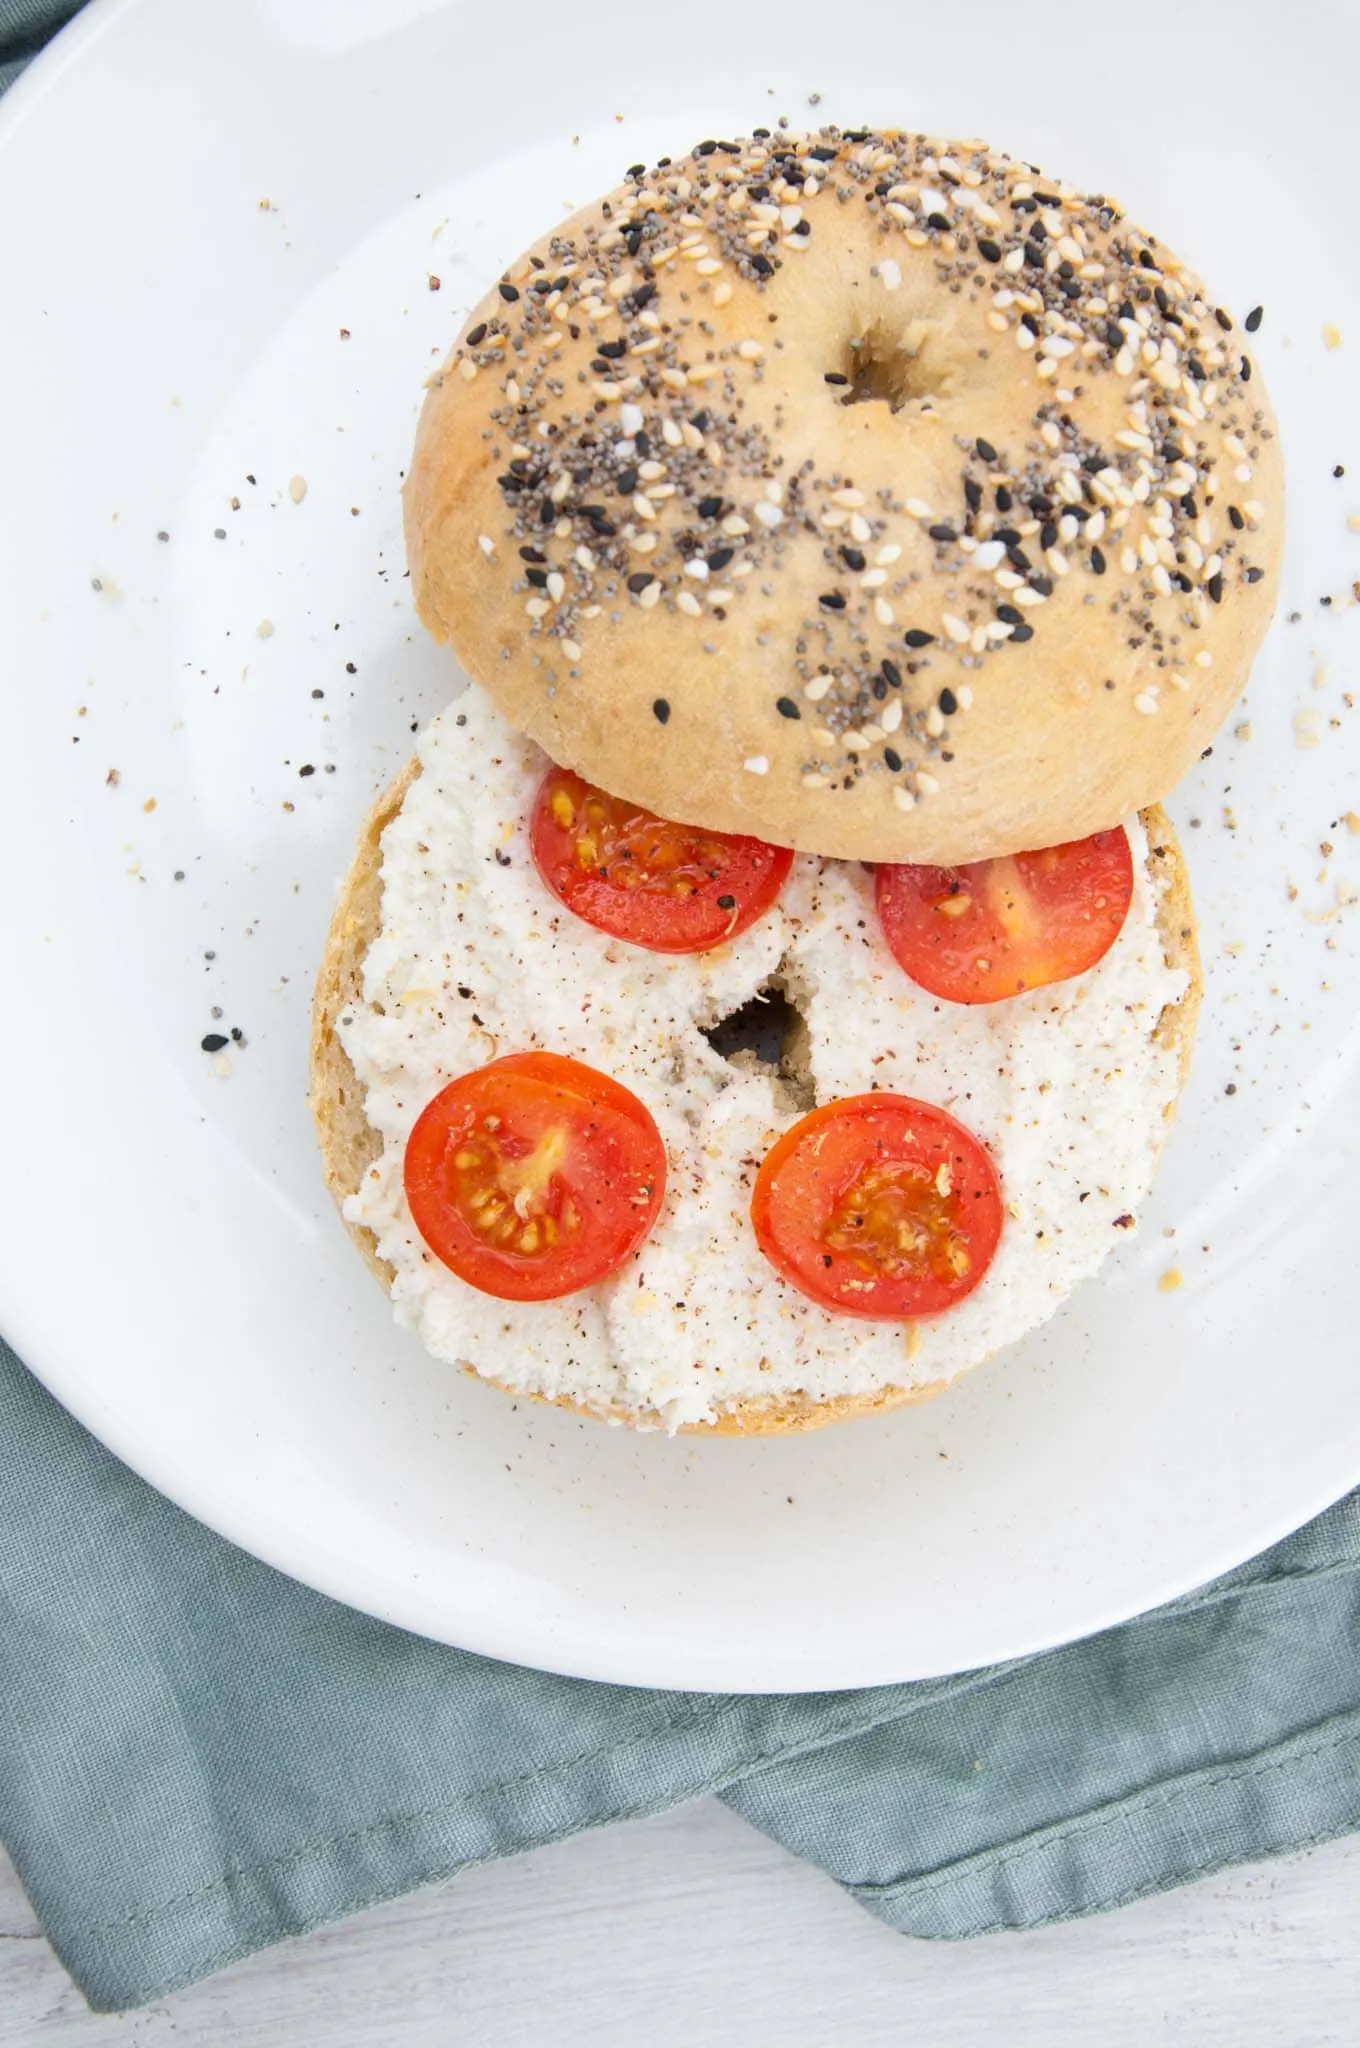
[
  {"left": 310, "top": 689, "right": 1199, "bottom": 1435},
  {"left": 405, "top": 126, "right": 1282, "bottom": 866}
]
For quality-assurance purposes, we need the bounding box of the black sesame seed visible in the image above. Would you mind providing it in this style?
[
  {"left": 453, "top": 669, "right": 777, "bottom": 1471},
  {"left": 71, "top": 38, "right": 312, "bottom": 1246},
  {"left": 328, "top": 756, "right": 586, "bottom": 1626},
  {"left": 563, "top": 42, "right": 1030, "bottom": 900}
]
[
  {"left": 466, "top": 322, "right": 487, "bottom": 346},
  {"left": 883, "top": 747, "right": 903, "bottom": 772},
  {"left": 615, "top": 466, "right": 639, "bottom": 494},
  {"left": 690, "top": 411, "right": 711, "bottom": 432},
  {"left": 525, "top": 568, "right": 548, "bottom": 588},
  {"left": 995, "top": 485, "right": 1013, "bottom": 511},
  {"left": 539, "top": 501, "right": 555, "bottom": 524},
  {"left": 1228, "top": 505, "right": 1245, "bottom": 531},
  {"left": 751, "top": 253, "right": 774, "bottom": 277},
  {"left": 625, "top": 228, "right": 644, "bottom": 257},
  {"left": 927, "top": 211, "right": 951, "bottom": 231},
  {"left": 819, "top": 591, "right": 846, "bottom": 610},
  {"left": 1009, "top": 622, "right": 1035, "bottom": 643},
  {"left": 881, "top": 659, "right": 902, "bottom": 688},
  {"left": 627, "top": 572, "right": 656, "bottom": 594},
  {"left": 1215, "top": 307, "right": 1233, "bottom": 331},
  {"left": 631, "top": 283, "right": 657, "bottom": 309},
  {"left": 1007, "top": 545, "right": 1032, "bottom": 572},
  {"left": 597, "top": 338, "right": 628, "bottom": 360},
  {"left": 1246, "top": 566, "right": 1265, "bottom": 584},
  {"left": 809, "top": 146, "right": 838, "bottom": 160},
  {"left": 1060, "top": 277, "right": 1083, "bottom": 299},
  {"left": 994, "top": 528, "right": 1021, "bottom": 546},
  {"left": 775, "top": 696, "right": 800, "bottom": 719},
  {"left": 938, "top": 687, "right": 958, "bottom": 716},
  {"left": 1029, "top": 574, "right": 1053, "bottom": 598},
  {"left": 1181, "top": 494, "right": 1198, "bottom": 518},
  {"left": 298, "top": 763, "right": 315, "bottom": 777},
  {"left": 1334, "top": 464, "right": 1346, "bottom": 478},
  {"left": 996, "top": 603, "right": 1023, "bottom": 626},
  {"left": 792, "top": 220, "right": 811, "bottom": 237},
  {"left": 652, "top": 698, "right": 671, "bottom": 724},
  {"left": 1245, "top": 305, "right": 1263, "bottom": 332},
  {"left": 707, "top": 547, "right": 733, "bottom": 572},
  {"left": 840, "top": 547, "right": 866, "bottom": 571},
  {"left": 903, "top": 629, "right": 935, "bottom": 648},
  {"left": 977, "top": 237, "right": 1002, "bottom": 262},
  {"left": 928, "top": 523, "right": 958, "bottom": 543},
  {"left": 498, "top": 282, "right": 519, "bottom": 302},
  {"left": 1041, "top": 521, "right": 1058, "bottom": 550},
  {"left": 201, "top": 1033, "right": 229, "bottom": 1053},
  {"left": 589, "top": 516, "right": 617, "bottom": 537},
  {"left": 1137, "top": 247, "right": 1156, "bottom": 269},
  {"left": 964, "top": 479, "right": 983, "bottom": 512},
  {"left": 519, "top": 545, "right": 547, "bottom": 563},
  {"left": 1207, "top": 573, "right": 1225, "bottom": 604},
  {"left": 1023, "top": 242, "right": 1044, "bottom": 270},
  {"left": 1020, "top": 311, "right": 1040, "bottom": 335},
  {"left": 1090, "top": 546, "right": 1107, "bottom": 574},
  {"left": 975, "top": 438, "right": 998, "bottom": 463},
  {"left": 872, "top": 676, "right": 887, "bottom": 701},
  {"left": 697, "top": 496, "right": 723, "bottom": 519},
  {"left": 626, "top": 162, "right": 646, "bottom": 179},
  {"left": 1154, "top": 285, "right": 1171, "bottom": 318},
  {"left": 824, "top": 371, "right": 849, "bottom": 386}
]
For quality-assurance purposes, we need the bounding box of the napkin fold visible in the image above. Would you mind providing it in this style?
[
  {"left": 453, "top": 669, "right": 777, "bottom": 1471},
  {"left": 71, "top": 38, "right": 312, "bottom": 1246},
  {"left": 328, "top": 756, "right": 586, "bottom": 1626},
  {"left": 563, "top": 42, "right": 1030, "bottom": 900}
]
[
  {"left": 5, "top": 1340, "right": 1360, "bottom": 2011},
  {"left": 7, "top": 2, "right": 1360, "bottom": 2015}
]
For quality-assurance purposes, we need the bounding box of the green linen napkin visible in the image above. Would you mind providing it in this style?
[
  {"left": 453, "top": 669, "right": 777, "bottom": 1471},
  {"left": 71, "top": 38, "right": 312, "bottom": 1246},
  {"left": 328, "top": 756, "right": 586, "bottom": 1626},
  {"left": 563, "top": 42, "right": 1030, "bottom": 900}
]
[
  {"left": 8, "top": 2, "right": 1360, "bottom": 2015},
  {"left": 7, "top": 1337, "right": 1360, "bottom": 2012}
]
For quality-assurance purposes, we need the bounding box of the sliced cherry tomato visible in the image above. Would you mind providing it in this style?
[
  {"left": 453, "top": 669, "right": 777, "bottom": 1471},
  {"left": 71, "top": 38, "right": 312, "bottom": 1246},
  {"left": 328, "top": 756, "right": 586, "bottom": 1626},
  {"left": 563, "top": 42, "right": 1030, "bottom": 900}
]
[
  {"left": 875, "top": 828, "right": 1134, "bottom": 1004},
  {"left": 751, "top": 1094, "right": 1003, "bottom": 1320},
  {"left": 530, "top": 765, "right": 793, "bottom": 954},
  {"left": 403, "top": 1051, "right": 666, "bottom": 1302}
]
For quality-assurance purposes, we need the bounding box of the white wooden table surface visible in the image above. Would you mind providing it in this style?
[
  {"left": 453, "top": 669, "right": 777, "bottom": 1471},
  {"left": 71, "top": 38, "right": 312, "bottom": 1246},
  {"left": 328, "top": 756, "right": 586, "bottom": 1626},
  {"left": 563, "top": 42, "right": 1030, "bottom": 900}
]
[{"left": 2, "top": 1807, "right": 1357, "bottom": 2044}]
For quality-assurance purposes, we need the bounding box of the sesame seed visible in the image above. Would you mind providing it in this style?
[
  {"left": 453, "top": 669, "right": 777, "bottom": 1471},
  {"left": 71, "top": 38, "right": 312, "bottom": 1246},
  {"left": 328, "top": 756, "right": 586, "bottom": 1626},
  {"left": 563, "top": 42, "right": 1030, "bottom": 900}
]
[
  {"left": 744, "top": 755, "right": 770, "bottom": 775},
  {"left": 942, "top": 613, "right": 971, "bottom": 643},
  {"left": 652, "top": 698, "right": 670, "bottom": 723},
  {"left": 676, "top": 591, "right": 702, "bottom": 617},
  {"left": 1244, "top": 305, "right": 1263, "bottom": 332},
  {"left": 903, "top": 629, "right": 934, "bottom": 649},
  {"left": 776, "top": 696, "right": 800, "bottom": 719}
]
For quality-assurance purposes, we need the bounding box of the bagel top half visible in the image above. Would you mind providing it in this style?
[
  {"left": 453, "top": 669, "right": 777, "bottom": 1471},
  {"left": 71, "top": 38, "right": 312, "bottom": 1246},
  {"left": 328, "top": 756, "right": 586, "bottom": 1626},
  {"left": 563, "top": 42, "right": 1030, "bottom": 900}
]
[{"left": 405, "top": 126, "right": 1282, "bottom": 865}]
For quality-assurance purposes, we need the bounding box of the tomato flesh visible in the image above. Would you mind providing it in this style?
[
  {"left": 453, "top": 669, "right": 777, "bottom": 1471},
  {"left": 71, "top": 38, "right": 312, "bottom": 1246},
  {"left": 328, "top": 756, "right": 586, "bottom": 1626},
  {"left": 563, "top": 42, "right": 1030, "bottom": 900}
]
[
  {"left": 875, "top": 828, "right": 1135, "bottom": 1004},
  {"left": 751, "top": 1095, "right": 1003, "bottom": 1320},
  {"left": 403, "top": 1051, "right": 666, "bottom": 1302},
  {"left": 530, "top": 765, "right": 793, "bottom": 954}
]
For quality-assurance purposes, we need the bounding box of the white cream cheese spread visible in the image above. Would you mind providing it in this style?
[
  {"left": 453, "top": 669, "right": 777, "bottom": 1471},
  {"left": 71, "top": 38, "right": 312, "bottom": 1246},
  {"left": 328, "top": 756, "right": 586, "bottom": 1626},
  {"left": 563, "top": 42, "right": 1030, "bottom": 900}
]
[{"left": 339, "top": 686, "right": 1187, "bottom": 1430}]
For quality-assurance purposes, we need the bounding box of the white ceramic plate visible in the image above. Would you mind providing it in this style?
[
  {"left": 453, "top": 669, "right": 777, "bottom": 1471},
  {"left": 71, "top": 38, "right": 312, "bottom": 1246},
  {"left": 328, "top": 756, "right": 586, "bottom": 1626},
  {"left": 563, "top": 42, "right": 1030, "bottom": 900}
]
[{"left": 2, "top": 0, "right": 1357, "bottom": 1693}]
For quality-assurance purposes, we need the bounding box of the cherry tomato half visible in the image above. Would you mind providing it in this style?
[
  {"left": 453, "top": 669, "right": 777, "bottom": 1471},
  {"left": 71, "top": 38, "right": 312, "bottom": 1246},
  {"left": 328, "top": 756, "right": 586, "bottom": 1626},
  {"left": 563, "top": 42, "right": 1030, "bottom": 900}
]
[
  {"left": 751, "top": 1094, "right": 1003, "bottom": 1320},
  {"left": 403, "top": 1051, "right": 666, "bottom": 1302},
  {"left": 530, "top": 765, "right": 794, "bottom": 954},
  {"left": 875, "top": 828, "right": 1134, "bottom": 1004}
]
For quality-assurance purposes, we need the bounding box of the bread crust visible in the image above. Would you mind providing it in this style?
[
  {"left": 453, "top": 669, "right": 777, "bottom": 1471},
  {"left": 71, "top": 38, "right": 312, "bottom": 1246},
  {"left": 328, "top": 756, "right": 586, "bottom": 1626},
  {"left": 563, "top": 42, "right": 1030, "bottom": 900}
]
[
  {"left": 310, "top": 774, "right": 1199, "bottom": 1435},
  {"left": 405, "top": 128, "right": 1281, "bottom": 867}
]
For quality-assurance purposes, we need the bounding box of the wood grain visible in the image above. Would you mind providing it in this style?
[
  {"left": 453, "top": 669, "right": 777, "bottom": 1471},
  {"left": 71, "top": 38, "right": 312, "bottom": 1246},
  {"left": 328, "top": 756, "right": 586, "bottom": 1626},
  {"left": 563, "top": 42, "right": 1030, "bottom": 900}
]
[{"left": 2, "top": 1806, "right": 1358, "bottom": 2044}]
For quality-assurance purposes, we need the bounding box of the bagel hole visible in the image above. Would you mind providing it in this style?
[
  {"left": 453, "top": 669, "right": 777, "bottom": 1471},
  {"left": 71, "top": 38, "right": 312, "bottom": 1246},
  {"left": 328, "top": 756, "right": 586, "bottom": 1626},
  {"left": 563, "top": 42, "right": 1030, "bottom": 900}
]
[
  {"left": 702, "top": 976, "right": 816, "bottom": 1115},
  {"left": 838, "top": 321, "right": 951, "bottom": 414}
]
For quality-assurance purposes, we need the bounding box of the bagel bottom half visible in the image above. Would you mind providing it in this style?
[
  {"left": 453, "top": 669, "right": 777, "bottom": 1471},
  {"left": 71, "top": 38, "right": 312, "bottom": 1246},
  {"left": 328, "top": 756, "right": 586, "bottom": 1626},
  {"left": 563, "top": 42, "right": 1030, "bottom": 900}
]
[{"left": 310, "top": 770, "right": 1200, "bottom": 1436}]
